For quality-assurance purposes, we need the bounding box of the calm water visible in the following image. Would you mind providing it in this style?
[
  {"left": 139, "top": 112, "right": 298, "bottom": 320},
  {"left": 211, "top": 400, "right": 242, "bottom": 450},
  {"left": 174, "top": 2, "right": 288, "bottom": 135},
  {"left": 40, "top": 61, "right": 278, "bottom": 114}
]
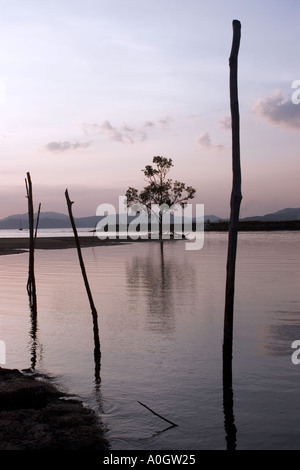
[{"left": 0, "top": 231, "right": 300, "bottom": 450}]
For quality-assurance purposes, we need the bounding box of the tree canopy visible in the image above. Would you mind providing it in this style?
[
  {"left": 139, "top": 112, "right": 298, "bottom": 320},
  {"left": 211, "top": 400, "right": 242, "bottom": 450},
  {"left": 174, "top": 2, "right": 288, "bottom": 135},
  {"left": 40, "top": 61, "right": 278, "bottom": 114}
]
[{"left": 125, "top": 156, "right": 196, "bottom": 237}]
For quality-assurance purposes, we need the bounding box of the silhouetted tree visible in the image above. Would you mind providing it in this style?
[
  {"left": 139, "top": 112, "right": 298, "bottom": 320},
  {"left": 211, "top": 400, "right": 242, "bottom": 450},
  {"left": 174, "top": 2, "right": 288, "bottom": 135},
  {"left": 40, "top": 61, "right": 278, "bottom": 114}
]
[{"left": 125, "top": 156, "right": 196, "bottom": 238}]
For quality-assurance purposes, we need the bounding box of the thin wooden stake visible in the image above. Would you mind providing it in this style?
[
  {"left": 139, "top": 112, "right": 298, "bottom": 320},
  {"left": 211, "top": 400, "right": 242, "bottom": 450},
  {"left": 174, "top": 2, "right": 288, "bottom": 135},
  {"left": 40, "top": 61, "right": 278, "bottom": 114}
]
[
  {"left": 65, "top": 189, "right": 101, "bottom": 358},
  {"left": 138, "top": 401, "right": 178, "bottom": 427}
]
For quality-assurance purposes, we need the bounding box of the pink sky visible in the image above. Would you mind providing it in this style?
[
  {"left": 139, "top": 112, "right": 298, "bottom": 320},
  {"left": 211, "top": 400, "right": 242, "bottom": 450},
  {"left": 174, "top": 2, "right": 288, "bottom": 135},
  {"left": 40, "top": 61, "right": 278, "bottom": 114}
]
[{"left": 0, "top": 0, "right": 299, "bottom": 220}]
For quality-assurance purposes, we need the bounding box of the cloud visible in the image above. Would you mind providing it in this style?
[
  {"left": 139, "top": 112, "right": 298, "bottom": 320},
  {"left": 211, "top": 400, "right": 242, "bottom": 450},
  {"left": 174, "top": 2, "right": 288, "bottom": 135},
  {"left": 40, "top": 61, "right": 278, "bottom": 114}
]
[
  {"left": 252, "top": 89, "right": 300, "bottom": 130},
  {"left": 158, "top": 116, "right": 173, "bottom": 129},
  {"left": 82, "top": 116, "right": 173, "bottom": 144},
  {"left": 198, "top": 132, "right": 224, "bottom": 151},
  {"left": 82, "top": 120, "right": 147, "bottom": 144},
  {"left": 219, "top": 116, "right": 231, "bottom": 130},
  {"left": 144, "top": 120, "right": 155, "bottom": 128},
  {"left": 46, "top": 141, "right": 91, "bottom": 152},
  {"left": 100, "top": 120, "right": 127, "bottom": 143}
]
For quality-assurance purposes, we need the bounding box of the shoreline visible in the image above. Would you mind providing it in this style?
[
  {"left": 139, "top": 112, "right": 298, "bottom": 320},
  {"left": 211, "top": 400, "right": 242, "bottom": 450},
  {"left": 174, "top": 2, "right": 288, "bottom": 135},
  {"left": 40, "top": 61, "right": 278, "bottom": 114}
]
[
  {"left": 1, "top": 223, "right": 299, "bottom": 256},
  {"left": 0, "top": 235, "right": 136, "bottom": 256},
  {"left": 0, "top": 367, "right": 109, "bottom": 450},
  {"left": 0, "top": 235, "right": 189, "bottom": 256}
]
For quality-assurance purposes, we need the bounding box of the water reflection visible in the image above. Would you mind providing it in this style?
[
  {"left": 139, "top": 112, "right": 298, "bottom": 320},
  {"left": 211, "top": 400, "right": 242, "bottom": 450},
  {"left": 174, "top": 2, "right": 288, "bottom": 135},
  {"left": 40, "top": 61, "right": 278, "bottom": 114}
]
[
  {"left": 262, "top": 307, "right": 300, "bottom": 357},
  {"left": 222, "top": 352, "right": 237, "bottom": 450},
  {"left": 28, "top": 301, "right": 38, "bottom": 370},
  {"left": 126, "top": 241, "right": 196, "bottom": 335},
  {"left": 27, "top": 275, "right": 42, "bottom": 371}
]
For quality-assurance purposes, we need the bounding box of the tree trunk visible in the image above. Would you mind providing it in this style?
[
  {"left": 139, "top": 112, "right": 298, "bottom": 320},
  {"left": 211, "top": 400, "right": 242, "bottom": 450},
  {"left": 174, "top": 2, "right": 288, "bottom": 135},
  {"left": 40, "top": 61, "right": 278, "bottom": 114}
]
[{"left": 159, "top": 210, "right": 163, "bottom": 239}]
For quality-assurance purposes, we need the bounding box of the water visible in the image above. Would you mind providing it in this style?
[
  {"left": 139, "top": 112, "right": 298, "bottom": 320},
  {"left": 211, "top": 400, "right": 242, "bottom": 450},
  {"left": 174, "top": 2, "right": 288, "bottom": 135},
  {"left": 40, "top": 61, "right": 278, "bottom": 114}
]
[
  {"left": 0, "top": 231, "right": 300, "bottom": 450},
  {"left": 0, "top": 228, "right": 94, "bottom": 237}
]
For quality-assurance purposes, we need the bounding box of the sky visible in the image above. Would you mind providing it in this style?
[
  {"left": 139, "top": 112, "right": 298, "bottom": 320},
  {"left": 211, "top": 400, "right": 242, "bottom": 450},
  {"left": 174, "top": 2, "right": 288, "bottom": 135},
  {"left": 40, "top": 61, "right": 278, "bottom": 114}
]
[{"left": 0, "top": 0, "right": 299, "bottom": 219}]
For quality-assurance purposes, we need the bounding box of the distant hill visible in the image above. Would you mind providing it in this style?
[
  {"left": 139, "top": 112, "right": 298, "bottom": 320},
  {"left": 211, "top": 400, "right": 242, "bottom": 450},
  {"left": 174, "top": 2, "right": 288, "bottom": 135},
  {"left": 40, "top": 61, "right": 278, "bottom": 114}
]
[
  {"left": 0, "top": 212, "right": 72, "bottom": 230},
  {"left": 201, "top": 215, "right": 221, "bottom": 223},
  {"left": 242, "top": 207, "right": 300, "bottom": 222},
  {"left": 0, "top": 212, "right": 149, "bottom": 229},
  {"left": 0, "top": 207, "right": 299, "bottom": 230}
]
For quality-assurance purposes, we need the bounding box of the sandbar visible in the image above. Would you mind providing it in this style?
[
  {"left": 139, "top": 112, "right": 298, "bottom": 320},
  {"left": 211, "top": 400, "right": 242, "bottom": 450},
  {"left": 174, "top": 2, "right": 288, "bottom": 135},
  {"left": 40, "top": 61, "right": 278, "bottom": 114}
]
[{"left": 0, "top": 235, "right": 135, "bottom": 256}]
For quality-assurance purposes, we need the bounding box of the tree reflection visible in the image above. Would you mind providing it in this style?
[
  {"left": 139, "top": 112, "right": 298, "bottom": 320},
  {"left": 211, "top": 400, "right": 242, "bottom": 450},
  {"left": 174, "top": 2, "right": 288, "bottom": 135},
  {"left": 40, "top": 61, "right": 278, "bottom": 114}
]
[
  {"left": 126, "top": 241, "right": 195, "bottom": 335},
  {"left": 27, "top": 292, "right": 43, "bottom": 371}
]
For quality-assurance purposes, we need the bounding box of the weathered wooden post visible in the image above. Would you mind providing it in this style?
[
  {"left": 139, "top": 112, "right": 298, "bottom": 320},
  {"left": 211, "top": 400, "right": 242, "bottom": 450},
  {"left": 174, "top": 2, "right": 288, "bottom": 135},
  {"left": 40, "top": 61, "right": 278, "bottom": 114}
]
[
  {"left": 223, "top": 19, "right": 242, "bottom": 370},
  {"left": 222, "top": 19, "right": 241, "bottom": 449},
  {"left": 65, "top": 189, "right": 101, "bottom": 359}
]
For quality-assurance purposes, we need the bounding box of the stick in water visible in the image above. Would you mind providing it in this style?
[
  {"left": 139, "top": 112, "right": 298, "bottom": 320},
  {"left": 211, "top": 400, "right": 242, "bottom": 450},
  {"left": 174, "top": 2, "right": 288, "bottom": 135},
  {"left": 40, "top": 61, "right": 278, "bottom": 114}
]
[
  {"left": 138, "top": 401, "right": 178, "bottom": 427},
  {"left": 65, "top": 188, "right": 101, "bottom": 358}
]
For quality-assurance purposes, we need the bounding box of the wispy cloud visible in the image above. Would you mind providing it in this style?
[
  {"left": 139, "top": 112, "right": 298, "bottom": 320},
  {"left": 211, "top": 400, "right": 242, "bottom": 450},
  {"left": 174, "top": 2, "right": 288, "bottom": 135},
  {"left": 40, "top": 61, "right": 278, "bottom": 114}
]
[
  {"left": 82, "top": 116, "right": 173, "bottom": 144},
  {"left": 219, "top": 116, "right": 231, "bottom": 130},
  {"left": 82, "top": 120, "right": 147, "bottom": 144},
  {"left": 252, "top": 89, "right": 300, "bottom": 130},
  {"left": 198, "top": 132, "right": 224, "bottom": 151},
  {"left": 46, "top": 141, "right": 91, "bottom": 152},
  {"left": 158, "top": 115, "right": 173, "bottom": 130},
  {"left": 144, "top": 120, "right": 155, "bottom": 128}
]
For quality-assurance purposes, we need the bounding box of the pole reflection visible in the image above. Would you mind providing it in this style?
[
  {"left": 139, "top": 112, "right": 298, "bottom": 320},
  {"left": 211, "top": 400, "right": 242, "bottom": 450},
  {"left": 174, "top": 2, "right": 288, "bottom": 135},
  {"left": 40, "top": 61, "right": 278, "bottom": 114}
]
[{"left": 222, "top": 347, "right": 237, "bottom": 450}]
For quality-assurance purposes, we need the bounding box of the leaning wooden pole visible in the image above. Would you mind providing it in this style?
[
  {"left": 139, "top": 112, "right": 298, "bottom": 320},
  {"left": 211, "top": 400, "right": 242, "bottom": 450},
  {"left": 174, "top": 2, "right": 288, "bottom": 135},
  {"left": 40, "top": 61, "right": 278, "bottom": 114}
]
[
  {"left": 223, "top": 20, "right": 242, "bottom": 375},
  {"left": 65, "top": 189, "right": 101, "bottom": 358}
]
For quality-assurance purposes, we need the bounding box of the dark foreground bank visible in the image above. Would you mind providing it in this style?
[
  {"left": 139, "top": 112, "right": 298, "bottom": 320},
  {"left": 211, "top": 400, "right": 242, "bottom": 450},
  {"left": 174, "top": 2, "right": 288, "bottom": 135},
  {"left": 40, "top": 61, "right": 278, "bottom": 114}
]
[{"left": 0, "top": 367, "right": 109, "bottom": 450}]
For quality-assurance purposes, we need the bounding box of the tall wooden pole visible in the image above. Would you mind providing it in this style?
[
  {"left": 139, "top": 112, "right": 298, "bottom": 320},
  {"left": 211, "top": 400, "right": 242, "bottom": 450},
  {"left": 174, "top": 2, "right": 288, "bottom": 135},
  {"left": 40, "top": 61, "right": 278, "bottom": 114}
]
[
  {"left": 223, "top": 19, "right": 242, "bottom": 366},
  {"left": 222, "top": 20, "right": 242, "bottom": 449},
  {"left": 65, "top": 189, "right": 101, "bottom": 359}
]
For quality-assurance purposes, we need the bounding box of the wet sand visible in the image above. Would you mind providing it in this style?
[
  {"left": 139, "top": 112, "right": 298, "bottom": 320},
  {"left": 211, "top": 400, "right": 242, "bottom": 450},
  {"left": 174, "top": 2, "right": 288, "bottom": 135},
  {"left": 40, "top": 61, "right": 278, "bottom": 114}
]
[
  {"left": 0, "top": 235, "right": 135, "bottom": 256},
  {"left": 0, "top": 367, "right": 109, "bottom": 450}
]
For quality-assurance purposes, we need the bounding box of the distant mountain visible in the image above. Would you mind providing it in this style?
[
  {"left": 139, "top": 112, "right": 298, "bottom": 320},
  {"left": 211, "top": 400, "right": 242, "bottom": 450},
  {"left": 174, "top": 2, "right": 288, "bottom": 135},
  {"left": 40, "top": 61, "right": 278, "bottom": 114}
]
[
  {"left": 202, "top": 214, "right": 222, "bottom": 222},
  {"left": 0, "top": 212, "right": 147, "bottom": 229},
  {"left": 0, "top": 212, "right": 71, "bottom": 229},
  {"left": 0, "top": 207, "right": 299, "bottom": 230},
  {"left": 242, "top": 207, "right": 300, "bottom": 222},
  {"left": 0, "top": 211, "right": 103, "bottom": 229}
]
